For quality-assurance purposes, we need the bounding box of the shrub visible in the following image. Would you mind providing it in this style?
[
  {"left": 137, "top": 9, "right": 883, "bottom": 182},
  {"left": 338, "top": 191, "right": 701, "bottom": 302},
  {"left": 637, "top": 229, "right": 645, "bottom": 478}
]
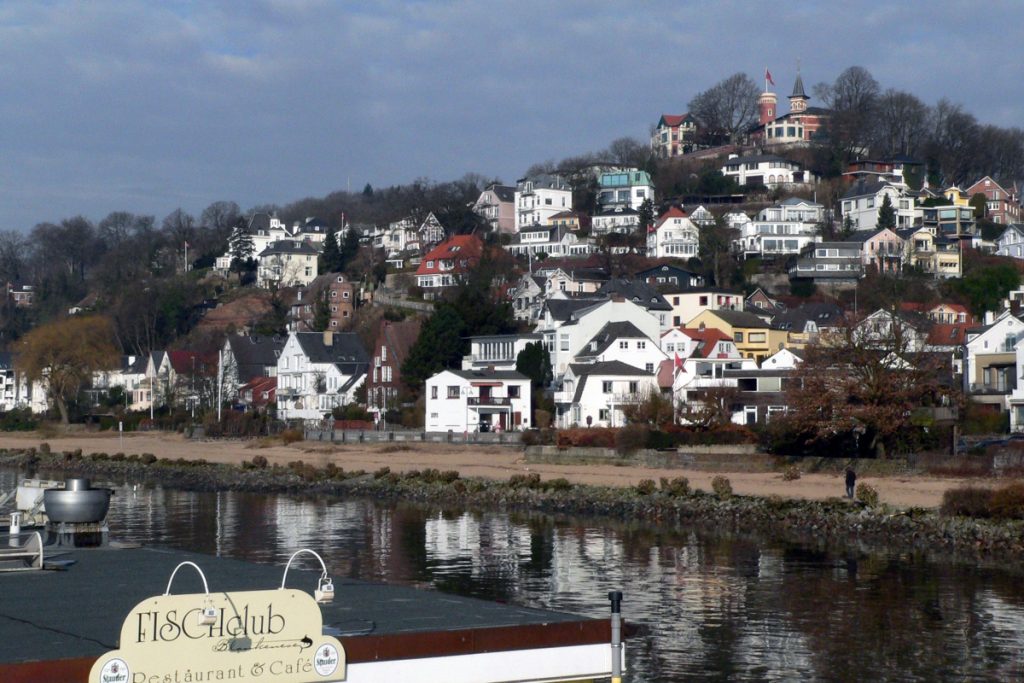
[
  {"left": 941, "top": 486, "right": 993, "bottom": 518},
  {"left": 140, "top": 453, "right": 157, "bottom": 465},
  {"left": 280, "top": 429, "right": 304, "bottom": 444},
  {"left": 545, "top": 477, "right": 572, "bottom": 492},
  {"left": 520, "top": 429, "right": 543, "bottom": 446},
  {"left": 39, "top": 442, "right": 51, "bottom": 454},
  {"left": 616, "top": 424, "right": 649, "bottom": 455},
  {"left": 440, "top": 470, "right": 460, "bottom": 483},
  {"left": 635, "top": 479, "right": 657, "bottom": 496},
  {"left": 555, "top": 428, "right": 616, "bottom": 449},
  {"left": 659, "top": 476, "right": 690, "bottom": 497},
  {"left": 250, "top": 455, "right": 269, "bottom": 469},
  {"left": 711, "top": 475, "right": 733, "bottom": 499},
  {"left": 110, "top": 452, "right": 124, "bottom": 462},
  {"left": 509, "top": 472, "right": 542, "bottom": 489},
  {"left": 374, "top": 466, "right": 391, "bottom": 479},
  {"left": 856, "top": 483, "right": 880, "bottom": 507},
  {"left": 782, "top": 465, "right": 801, "bottom": 481},
  {"left": 989, "top": 483, "right": 1024, "bottom": 519}
]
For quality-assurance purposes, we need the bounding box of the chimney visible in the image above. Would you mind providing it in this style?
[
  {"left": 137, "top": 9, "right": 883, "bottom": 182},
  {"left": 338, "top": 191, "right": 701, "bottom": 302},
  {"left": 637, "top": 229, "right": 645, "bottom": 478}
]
[
  {"left": 984, "top": 311, "right": 995, "bottom": 325},
  {"left": 323, "top": 331, "right": 334, "bottom": 347}
]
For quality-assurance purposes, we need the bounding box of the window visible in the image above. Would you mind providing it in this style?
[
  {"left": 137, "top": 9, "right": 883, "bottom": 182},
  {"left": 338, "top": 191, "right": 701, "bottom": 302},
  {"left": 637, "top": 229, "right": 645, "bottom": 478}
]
[
  {"left": 560, "top": 334, "right": 569, "bottom": 351},
  {"left": 599, "top": 409, "right": 609, "bottom": 421},
  {"left": 508, "top": 385, "right": 520, "bottom": 398},
  {"left": 645, "top": 363, "right": 654, "bottom": 372},
  {"left": 447, "top": 386, "right": 460, "bottom": 399},
  {"left": 602, "top": 381, "right": 613, "bottom": 393},
  {"left": 619, "top": 341, "right": 628, "bottom": 349},
  {"left": 431, "top": 386, "right": 438, "bottom": 399},
  {"left": 331, "top": 291, "right": 337, "bottom": 298},
  {"left": 734, "top": 332, "right": 744, "bottom": 343},
  {"left": 666, "top": 343, "right": 674, "bottom": 352},
  {"left": 381, "top": 346, "right": 387, "bottom": 362},
  {"left": 342, "top": 291, "right": 350, "bottom": 299},
  {"left": 629, "top": 381, "right": 638, "bottom": 394},
  {"left": 699, "top": 296, "right": 708, "bottom": 306}
]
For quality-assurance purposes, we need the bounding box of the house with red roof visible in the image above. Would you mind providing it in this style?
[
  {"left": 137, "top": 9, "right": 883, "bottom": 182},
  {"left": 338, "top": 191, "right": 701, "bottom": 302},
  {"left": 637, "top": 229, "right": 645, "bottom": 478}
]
[
  {"left": 415, "top": 234, "right": 483, "bottom": 293},
  {"left": 651, "top": 113, "right": 698, "bottom": 158},
  {"left": 646, "top": 206, "right": 699, "bottom": 259}
]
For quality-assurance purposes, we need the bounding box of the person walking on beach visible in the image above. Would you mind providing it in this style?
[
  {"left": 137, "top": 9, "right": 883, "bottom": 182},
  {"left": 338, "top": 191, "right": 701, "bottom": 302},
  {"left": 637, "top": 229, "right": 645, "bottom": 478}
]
[{"left": 845, "top": 467, "right": 857, "bottom": 499}]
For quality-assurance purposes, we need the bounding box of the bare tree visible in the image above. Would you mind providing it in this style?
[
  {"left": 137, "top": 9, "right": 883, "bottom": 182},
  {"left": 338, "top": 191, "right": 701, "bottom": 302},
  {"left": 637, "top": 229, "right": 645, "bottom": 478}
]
[
  {"left": 688, "top": 73, "right": 761, "bottom": 143},
  {"left": 873, "top": 89, "right": 929, "bottom": 158},
  {"left": 814, "top": 66, "right": 880, "bottom": 157}
]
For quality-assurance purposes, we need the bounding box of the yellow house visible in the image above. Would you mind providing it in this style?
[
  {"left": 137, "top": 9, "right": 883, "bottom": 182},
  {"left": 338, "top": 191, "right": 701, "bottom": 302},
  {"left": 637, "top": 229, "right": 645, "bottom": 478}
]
[
  {"left": 943, "top": 186, "right": 971, "bottom": 207},
  {"left": 685, "top": 309, "right": 790, "bottom": 363}
]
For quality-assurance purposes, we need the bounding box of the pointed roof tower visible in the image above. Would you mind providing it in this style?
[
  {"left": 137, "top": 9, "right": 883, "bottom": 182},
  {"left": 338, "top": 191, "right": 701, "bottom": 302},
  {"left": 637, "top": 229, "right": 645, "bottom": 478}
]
[{"left": 790, "top": 69, "right": 809, "bottom": 114}]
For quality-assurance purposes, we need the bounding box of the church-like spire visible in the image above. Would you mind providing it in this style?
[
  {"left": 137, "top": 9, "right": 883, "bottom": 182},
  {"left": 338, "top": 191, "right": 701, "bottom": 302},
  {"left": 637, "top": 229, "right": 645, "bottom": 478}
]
[{"left": 791, "top": 72, "right": 807, "bottom": 99}]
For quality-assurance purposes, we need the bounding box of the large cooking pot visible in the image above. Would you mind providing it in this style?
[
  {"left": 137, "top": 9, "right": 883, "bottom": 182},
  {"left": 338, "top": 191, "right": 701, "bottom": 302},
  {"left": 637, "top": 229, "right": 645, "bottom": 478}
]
[{"left": 43, "top": 478, "right": 113, "bottom": 523}]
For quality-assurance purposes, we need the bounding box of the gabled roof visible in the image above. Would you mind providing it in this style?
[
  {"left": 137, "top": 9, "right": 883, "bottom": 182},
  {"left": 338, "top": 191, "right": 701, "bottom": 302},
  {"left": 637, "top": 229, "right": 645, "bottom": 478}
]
[
  {"left": 926, "top": 323, "right": 971, "bottom": 347},
  {"left": 416, "top": 235, "right": 483, "bottom": 276},
  {"left": 483, "top": 184, "right": 515, "bottom": 202},
  {"left": 654, "top": 206, "right": 689, "bottom": 227},
  {"left": 723, "top": 154, "right": 795, "bottom": 166},
  {"left": 841, "top": 179, "right": 894, "bottom": 200},
  {"left": 227, "top": 334, "right": 286, "bottom": 383},
  {"left": 771, "top": 302, "right": 845, "bottom": 331},
  {"left": 447, "top": 369, "right": 529, "bottom": 381},
  {"left": 258, "top": 240, "right": 319, "bottom": 257},
  {"left": 701, "top": 309, "right": 770, "bottom": 329},
  {"left": 844, "top": 229, "right": 894, "bottom": 244},
  {"left": 597, "top": 279, "right": 672, "bottom": 311},
  {"left": 544, "top": 297, "right": 606, "bottom": 322},
  {"left": 294, "top": 332, "right": 369, "bottom": 370},
  {"left": 582, "top": 321, "right": 650, "bottom": 357},
  {"left": 378, "top": 319, "right": 422, "bottom": 366},
  {"left": 167, "top": 350, "right": 218, "bottom": 375},
  {"left": 657, "top": 113, "right": 694, "bottom": 127},
  {"left": 680, "top": 327, "right": 734, "bottom": 358}
]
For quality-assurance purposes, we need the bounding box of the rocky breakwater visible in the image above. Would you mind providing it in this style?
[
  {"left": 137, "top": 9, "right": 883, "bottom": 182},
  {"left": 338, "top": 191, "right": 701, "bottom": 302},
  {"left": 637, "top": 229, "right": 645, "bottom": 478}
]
[{"left": 4, "top": 446, "right": 1024, "bottom": 562}]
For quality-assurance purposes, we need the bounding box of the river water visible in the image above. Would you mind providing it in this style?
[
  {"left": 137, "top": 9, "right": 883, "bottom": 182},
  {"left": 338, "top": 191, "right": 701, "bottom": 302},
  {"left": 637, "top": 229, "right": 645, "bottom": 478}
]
[{"left": 6, "top": 468, "right": 1024, "bottom": 681}]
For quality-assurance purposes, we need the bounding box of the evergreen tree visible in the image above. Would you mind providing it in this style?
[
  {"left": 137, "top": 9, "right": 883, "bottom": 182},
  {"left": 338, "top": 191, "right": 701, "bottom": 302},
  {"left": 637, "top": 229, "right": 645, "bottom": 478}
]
[
  {"left": 362, "top": 183, "right": 374, "bottom": 197},
  {"left": 401, "top": 304, "right": 466, "bottom": 393},
  {"left": 312, "top": 288, "right": 331, "bottom": 331},
  {"left": 339, "top": 227, "right": 360, "bottom": 271},
  {"left": 877, "top": 194, "right": 896, "bottom": 230},
  {"left": 320, "top": 226, "right": 341, "bottom": 273},
  {"left": 637, "top": 198, "right": 654, "bottom": 233},
  {"left": 515, "top": 342, "right": 553, "bottom": 388},
  {"left": 227, "top": 218, "right": 255, "bottom": 273}
]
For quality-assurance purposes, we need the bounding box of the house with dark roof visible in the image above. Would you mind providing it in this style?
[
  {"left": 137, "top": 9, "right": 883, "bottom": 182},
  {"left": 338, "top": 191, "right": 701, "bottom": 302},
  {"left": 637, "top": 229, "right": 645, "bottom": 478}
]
[
  {"left": 221, "top": 334, "right": 285, "bottom": 392},
  {"left": 840, "top": 180, "right": 918, "bottom": 231},
  {"left": 573, "top": 321, "right": 667, "bottom": 374},
  {"left": 515, "top": 175, "right": 573, "bottom": 231},
  {"left": 771, "top": 302, "right": 844, "bottom": 345},
  {"left": 256, "top": 239, "right": 320, "bottom": 288},
  {"left": 288, "top": 273, "right": 357, "bottom": 332},
  {"left": 276, "top": 331, "right": 369, "bottom": 421},
  {"left": 425, "top": 368, "right": 532, "bottom": 433},
  {"left": 789, "top": 241, "right": 864, "bottom": 287},
  {"left": 555, "top": 361, "right": 660, "bottom": 428},
  {"left": 473, "top": 184, "right": 517, "bottom": 233},
  {"left": 635, "top": 264, "right": 705, "bottom": 290},
  {"left": 596, "top": 278, "right": 673, "bottom": 329}
]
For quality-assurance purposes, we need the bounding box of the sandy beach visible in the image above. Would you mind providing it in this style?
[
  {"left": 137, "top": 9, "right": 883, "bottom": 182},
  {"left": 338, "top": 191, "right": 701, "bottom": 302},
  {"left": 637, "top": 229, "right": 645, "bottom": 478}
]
[{"left": 0, "top": 431, "right": 991, "bottom": 509}]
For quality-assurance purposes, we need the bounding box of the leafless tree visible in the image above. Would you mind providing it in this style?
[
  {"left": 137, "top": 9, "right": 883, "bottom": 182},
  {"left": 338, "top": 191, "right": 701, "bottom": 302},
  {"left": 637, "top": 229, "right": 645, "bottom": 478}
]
[
  {"left": 873, "top": 89, "right": 929, "bottom": 158},
  {"left": 688, "top": 72, "right": 761, "bottom": 143},
  {"left": 814, "top": 66, "right": 880, "bottom": 157}
]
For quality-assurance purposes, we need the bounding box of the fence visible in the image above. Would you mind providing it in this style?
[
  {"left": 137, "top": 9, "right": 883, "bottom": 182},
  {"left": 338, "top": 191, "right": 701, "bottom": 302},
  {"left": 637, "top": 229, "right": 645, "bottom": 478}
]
[{"left": 304, "top": 428, "right": 523, "bottom": 446}]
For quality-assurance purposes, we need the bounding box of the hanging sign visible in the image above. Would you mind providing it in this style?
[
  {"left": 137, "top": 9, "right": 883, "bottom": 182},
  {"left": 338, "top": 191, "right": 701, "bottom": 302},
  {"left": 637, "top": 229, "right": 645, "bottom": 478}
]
[{"left": 89, "top": 589, "right": 346, "bottom": 682}]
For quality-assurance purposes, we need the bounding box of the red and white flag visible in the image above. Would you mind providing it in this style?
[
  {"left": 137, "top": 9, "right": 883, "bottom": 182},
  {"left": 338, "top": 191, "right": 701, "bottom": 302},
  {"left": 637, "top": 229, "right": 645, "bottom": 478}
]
[
  {"left": 765, "top": 68, "right": 775, "bottom": 86},
  {"left": 673, "top": 352, "right": 685, "bottom": 374}
]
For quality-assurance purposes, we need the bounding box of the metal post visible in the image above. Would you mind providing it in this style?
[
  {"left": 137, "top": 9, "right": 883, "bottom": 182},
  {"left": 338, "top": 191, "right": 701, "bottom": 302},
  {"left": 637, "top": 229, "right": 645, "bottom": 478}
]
[{"left": 609, "top": 590, "right": 623, "bottom": 683}]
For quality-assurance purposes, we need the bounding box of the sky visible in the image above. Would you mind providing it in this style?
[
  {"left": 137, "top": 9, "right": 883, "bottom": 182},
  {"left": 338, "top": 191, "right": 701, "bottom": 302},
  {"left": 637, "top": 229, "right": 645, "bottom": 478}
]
[{"left": 2, "top": 0, "right": 1022, "bottom": 231}]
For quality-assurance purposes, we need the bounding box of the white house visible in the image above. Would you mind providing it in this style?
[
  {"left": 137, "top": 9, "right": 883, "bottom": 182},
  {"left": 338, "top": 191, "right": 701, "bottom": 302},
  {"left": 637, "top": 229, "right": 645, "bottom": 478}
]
[
  {"left": 573, "top": 321, "right": 668, "bottom": 375},
  {"left": 760, "top": 348, "right": 805, "bottom": 370},
  {"left": 461, "top": 333, "right": 544, "bottom": 372},
  {"left": 515, "top": 175, "right": 573, "bottom": 231},
  {"left": 995, "top": 224, "right": 1024, "bottom": 259},
  {"left": 256, "top": 240, "right": 320, "bottom": 288},
  {"left": 597, "top": 169, "right": 654, "bottom": 211},
  {"left": 555, "top": 361, "right": 660, "bottom": 428},
  {"left": 963, "top": 311, "right": 1024, "bottom": 412},
  {"left": 0, "top": 352, "right": 48, "bottom": 414},
  {"left": 425, "top": 369, "right": 532, "bottom": 433},
  {"left": 276, "top": 331, "right": 368, "bottom": 421},
  {"left": 731, "top": 198, "right": 824, "bottom": 260},
  {"left": 840, "top": 180, "right": 918, "bottom": 231},
  {"left": 591, "top": 206, "right": 640, "bottom": 237},
  {"left": 646, "top": 207, "right": 699, "bottom": 259},
  {"left": 721, "top": 154, "right": 817, "bottom": 188},
  {"left": 505, "top": 225, "right": 594, "bottom": 258}
]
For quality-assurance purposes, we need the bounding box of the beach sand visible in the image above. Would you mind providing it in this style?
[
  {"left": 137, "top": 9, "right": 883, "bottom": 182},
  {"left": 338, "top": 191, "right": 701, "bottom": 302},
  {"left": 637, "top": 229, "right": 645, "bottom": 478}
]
[{"left": 0, "top": 431, "right": 990, "bottom": 509}]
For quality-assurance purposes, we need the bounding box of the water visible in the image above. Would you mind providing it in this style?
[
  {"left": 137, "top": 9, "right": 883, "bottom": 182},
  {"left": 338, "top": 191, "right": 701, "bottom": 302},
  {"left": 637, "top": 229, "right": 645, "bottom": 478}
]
[{"left": 6, "top": 468, "right": 1024, "bottom": 681}]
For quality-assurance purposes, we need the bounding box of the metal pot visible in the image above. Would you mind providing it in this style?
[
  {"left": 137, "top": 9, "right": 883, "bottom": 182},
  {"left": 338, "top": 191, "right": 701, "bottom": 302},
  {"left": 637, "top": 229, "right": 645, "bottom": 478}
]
[{"left": 44, "top": 479, "right": 113, "bottom": 523}]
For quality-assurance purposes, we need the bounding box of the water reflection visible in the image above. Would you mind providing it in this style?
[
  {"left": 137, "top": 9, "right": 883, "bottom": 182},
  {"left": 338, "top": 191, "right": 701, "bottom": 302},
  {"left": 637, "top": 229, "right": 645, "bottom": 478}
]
[{"left": 4, "top": 469, "right": 1024, "bottom": 681}]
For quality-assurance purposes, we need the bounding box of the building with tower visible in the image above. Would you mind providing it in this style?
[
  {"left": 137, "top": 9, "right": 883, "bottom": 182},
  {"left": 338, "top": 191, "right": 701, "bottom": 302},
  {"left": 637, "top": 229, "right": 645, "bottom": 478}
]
[{"left": 753, "top": 71, "right": 829, "bottom": 147}]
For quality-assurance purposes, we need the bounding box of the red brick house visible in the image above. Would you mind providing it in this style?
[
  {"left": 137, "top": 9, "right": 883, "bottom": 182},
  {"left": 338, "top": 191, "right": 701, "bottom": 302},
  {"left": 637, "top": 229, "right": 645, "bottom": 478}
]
[
  {"left": 965, "top": 176, "right": 1022, "bottom": 225},
  {"left": 365, "top": 318, "right": 422, "bottom": 421}
]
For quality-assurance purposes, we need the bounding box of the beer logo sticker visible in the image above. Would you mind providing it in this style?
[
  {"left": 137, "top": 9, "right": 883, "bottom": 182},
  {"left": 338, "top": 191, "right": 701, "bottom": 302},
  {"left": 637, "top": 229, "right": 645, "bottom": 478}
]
[
  {"left": 314, "top": 644, "right": 340, "bottom": 676},
  {"left": 98, "top": 658, "right": 130, "bottom": 683}
]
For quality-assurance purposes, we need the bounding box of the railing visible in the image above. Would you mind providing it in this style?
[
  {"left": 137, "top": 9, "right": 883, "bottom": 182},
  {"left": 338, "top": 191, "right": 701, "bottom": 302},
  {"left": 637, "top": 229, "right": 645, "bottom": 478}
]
[
  {"left": 467, "top": 396, "right": 512, "bottom": 406},
  {"left": 553, "top": 390, "right": 573, "bottom": 403}
]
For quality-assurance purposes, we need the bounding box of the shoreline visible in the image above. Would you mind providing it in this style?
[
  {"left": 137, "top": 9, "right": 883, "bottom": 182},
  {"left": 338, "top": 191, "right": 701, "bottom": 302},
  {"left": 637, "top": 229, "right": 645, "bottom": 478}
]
[
  {"left": 0, "top": 431, "right": 991, "bottom": 509},
  {"left": 2, "top": 437, "right": 1024, "bottom": 563}
]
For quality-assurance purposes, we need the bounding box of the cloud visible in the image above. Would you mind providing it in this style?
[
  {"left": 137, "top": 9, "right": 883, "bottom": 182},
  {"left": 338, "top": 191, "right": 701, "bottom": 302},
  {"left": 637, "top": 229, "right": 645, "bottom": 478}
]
[{"left": 0, "top": 0, "right": 1021, "bottom": 229}]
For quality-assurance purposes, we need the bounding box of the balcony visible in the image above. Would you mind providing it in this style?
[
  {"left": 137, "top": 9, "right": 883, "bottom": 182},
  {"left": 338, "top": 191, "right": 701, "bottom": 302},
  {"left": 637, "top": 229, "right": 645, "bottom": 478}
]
[
  {"left": 553, "top": 390, "right": 574, "bottom": 403},
  {"left": 468, "top": 396, "right": 512, "bottom": 406}
]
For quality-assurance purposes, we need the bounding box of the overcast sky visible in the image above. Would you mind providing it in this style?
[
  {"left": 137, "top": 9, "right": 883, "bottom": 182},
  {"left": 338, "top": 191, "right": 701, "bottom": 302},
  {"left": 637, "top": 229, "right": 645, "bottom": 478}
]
[{"left": 2, "top": 1, "right": 1022, "bottom": 230}]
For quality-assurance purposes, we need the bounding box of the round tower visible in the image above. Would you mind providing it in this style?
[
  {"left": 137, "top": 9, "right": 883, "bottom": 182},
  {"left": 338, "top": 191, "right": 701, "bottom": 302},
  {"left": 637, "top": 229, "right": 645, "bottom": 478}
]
[{"left": 759, "top": 91, "right": 777, "bottom": 125}]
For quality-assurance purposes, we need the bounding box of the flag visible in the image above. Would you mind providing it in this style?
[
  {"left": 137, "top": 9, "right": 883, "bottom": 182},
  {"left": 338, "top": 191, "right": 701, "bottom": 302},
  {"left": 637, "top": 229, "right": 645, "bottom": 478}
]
[
  {"left": 183, "top": 241, "right": 190, "bottom": 248},
  {"left": 765, "top": 68, "right": 775, "bottom": 86},
  {"left": 674, "top": 352, "right": 684, "bottom": 374}
]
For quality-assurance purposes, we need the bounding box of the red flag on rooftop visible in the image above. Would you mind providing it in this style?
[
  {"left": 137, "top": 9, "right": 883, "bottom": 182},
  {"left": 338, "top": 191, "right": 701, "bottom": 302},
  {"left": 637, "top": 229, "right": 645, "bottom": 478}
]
[{"left": 765, "top": 68, "right": 775, "bottom": 86}]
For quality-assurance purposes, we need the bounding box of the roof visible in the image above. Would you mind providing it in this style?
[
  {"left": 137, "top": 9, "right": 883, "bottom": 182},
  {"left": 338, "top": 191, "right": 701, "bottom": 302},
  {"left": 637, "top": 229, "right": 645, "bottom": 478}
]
[
  {"left": 0, "top": 545, "right": 603, "bottom": 670},
  {"left": 841, "top": 179, "right": 893, "bottom": 200},
  {"left": 294, "top": 332, "right": 369, "bottom": 370},
  {"left": 227, "top": 334, "right": 286, "bottom": 383},
  {"left": 654, "top": 206, "right": 689, "bottom": 227},
  {"left": 791, "top": 72, "right": 807, "bottom": 99},
  {"left": 416, "top": 235, "right": 483, "bottom": 276},
  {"left": 543, "top": 297, "right": 606, "bottom": 322},
  {"left": 657, "top": 113, "right": 693, "bottom": 127},
  {"left": 597, "top": 278, "right": 671, "bottom": 311},
  {"left": 582, "top": 321, "right": 651, "bottom": 356},
  {"left": 378, "top": 319, "right": 422, "bottom": 366},
  {"left": 568, "top": 360, "right": 654, "bottom": 379},
  {"left": 771, "top": 302, "right": 845, "bottom": 331},
  {"left": 680, "top": 327, "right": 734, "bottom": 358},
  {"left": 483, "top": 183, "right": 515, "bottom": 202},
  {"left": 166, "top": 350, "right": 217, "bottom": 375},
  {"left": 844, "top": 229, "right": 892, "bottom": 244},
  {"left": 516, "top": 174, "right": 570, "bottom": 191},
  {"left": 447, "top": 369, "right": 529, "bottom": 381},
  {"left": 926, "top": 323, "right": 971, "bottom": 347},
  {"left": 778, "top": 196, "right": 823, "bottom": 207},
  {"left": 723, "top": 154, "right": 795, "bottom": 166},
  {"left": 258, "top": 239, "right": 319, "bottom": 257},
  {"left": 701, "top": 309, "right": 770, "bottom": 329}
]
